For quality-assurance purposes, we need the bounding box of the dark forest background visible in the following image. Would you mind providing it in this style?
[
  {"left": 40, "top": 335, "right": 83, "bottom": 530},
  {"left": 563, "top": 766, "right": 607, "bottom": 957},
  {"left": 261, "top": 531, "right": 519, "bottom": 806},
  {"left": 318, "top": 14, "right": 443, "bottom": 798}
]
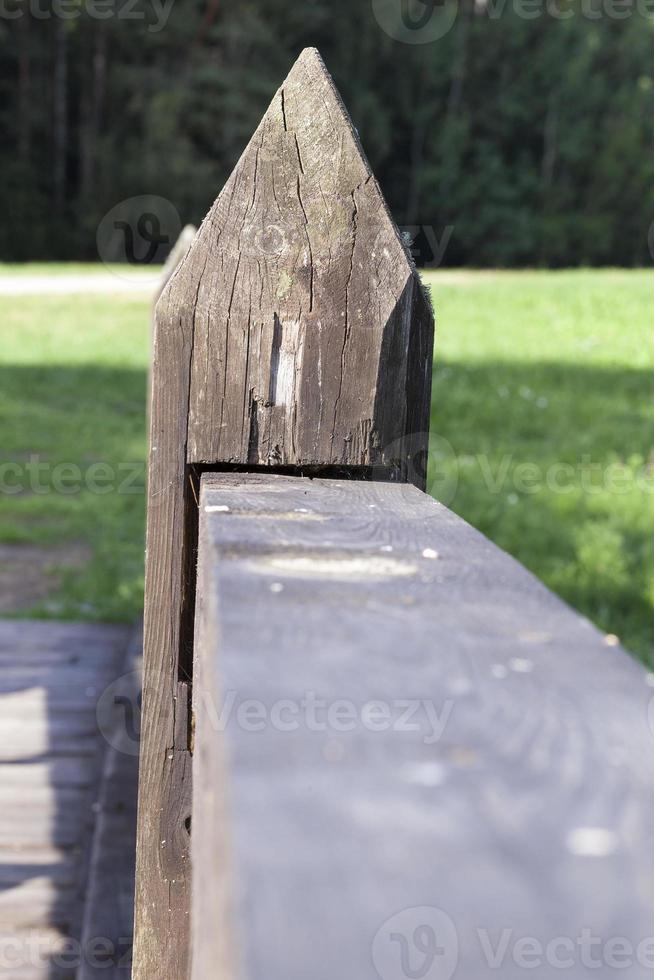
[{"left": 1, "top": 0, "right": 654, "bottom": 266}]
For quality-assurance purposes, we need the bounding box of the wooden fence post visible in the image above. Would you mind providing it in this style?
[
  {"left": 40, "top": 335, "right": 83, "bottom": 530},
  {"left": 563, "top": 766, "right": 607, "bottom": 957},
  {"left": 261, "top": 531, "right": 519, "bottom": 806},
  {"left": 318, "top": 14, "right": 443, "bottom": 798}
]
[{"left": 133, "top": 46, "right": 434, "bottom": 979}]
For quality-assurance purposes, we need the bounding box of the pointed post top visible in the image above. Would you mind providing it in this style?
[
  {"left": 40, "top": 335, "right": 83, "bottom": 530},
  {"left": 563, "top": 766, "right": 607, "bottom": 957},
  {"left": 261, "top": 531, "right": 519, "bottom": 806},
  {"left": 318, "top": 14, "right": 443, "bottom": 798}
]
[
  {"left": 280, "top": 46, "right": 377, "bottom": 178},
  {"left": 155, "top": 46, "right": 434, "bottom": 481},
  {"left": 293, "top": 45, "right": 326, "bottom": 69}
]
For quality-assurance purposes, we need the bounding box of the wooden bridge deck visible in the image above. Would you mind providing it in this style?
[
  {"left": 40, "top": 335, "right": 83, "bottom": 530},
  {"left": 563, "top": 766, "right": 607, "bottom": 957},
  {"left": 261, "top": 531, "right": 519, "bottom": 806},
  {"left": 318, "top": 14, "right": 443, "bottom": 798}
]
[{"left": 0, "top": 620, "right": 135, "bottom": 979}]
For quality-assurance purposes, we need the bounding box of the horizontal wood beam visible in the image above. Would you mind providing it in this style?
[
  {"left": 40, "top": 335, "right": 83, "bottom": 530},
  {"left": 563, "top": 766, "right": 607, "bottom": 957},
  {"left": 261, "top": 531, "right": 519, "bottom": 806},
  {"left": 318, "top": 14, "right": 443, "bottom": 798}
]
[{"left": 193, "top": 472, "right": 654, "bottom": 980}]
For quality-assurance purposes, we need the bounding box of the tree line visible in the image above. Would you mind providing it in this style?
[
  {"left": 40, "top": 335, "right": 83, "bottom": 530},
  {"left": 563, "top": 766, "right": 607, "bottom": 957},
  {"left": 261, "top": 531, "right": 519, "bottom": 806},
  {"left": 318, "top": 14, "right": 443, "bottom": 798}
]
[{"left": 1, "top": 0, "right": 653, "bottom": 266}]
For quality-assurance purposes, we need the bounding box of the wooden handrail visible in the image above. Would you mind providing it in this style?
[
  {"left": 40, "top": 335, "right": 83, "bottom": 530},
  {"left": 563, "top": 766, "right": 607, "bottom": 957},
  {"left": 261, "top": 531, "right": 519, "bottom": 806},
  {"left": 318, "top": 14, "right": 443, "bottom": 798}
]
[
  {"left": 193, "top": 473, "right": 654, "bottom": 980},
  {"left": 135, "top": 42, "right": 654, "bottom": 980},
  {"left": 134, "top": 38, "right": 654, "bottom": 980}
]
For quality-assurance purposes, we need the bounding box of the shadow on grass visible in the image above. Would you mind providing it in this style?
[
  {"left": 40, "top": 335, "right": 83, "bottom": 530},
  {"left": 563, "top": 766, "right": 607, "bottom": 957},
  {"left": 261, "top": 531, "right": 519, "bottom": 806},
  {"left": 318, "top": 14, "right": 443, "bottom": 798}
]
[
  {"left": 430, "top": 359, "right": 654, "bottom": 666},
  {"left": 1, "top": 358, "right": 652, "bottom": 661},
  {"left": 0, "top": 360, "right": 144, "bottom": 974},
  {"left": 0, "top": 370, "right": 138, "bottom": 964},
  {"left": 0, "top": 364, "right": 148, "bottom": 622}
]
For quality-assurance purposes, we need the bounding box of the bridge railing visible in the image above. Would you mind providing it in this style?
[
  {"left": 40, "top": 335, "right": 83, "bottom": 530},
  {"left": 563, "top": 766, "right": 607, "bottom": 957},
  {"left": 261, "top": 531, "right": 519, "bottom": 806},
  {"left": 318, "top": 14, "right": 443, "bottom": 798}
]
[{"left": 133, "top": 46, "right": 654, "bottom": 980}]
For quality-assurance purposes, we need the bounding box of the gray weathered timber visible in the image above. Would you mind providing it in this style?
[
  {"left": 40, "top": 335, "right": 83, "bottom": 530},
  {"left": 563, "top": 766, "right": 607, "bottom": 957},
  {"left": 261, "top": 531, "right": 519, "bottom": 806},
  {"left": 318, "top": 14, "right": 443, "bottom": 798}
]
[
  {"left": 149, "top": 224, "right": 197, "bottom": 427},
  {"left": 155, "top": 224, "right": 197, "bottom": 304},
  {"left": 157, "top": 45, "right": 433, "bottom": 473},
  {"left": 0, "top": 620, "right": 129, "bottom": 979},
  {"left": 135, "top": 45, "right": 434, "bottom": 980},
  {"left": 78, "top": 627, "right": 142, "bottom": 979},
  {"left": 193, "top": 472, "right": 654, "bottom": 980},
  {"left": 191, "top": 524, "right": 235, "bottom": 980}
]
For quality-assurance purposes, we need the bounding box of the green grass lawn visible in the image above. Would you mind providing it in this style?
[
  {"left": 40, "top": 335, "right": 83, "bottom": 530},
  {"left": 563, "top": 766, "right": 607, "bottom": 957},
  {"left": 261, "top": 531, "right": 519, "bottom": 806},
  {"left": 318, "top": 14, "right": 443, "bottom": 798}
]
[
  {"left": 0, "top": 287, "right": 149, "bottom": 621},
  {"left": 0, "top": 262, "right": 155, "bottom": 278},
  {"left": 1, "top": 266, "right": 653, "bottom": 666},
  {"left": 424, "top": 269, "right": 654, "bottom": 666}
]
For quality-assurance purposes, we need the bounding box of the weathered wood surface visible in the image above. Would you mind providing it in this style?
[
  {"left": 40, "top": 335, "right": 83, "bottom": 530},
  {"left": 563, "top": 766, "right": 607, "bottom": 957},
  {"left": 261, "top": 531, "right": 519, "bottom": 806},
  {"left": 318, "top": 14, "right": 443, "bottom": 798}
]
[
  {"left": 78, "top": 628, "right": 142, "bottom": 979},
  {"left": 155, "top": 224, "right": 197, "bottom": 304},
  {"left": 0, "top": 620, "right": 129, "bottom": 979},
  {"left": 193, "top": 473, "right": 654, "bottom": 980},
  {"left": 136, "top": 45, "right": 434, "bottom": 979},
  {"left": 157, "top": 46, "right": 433, "bottom": 473}
]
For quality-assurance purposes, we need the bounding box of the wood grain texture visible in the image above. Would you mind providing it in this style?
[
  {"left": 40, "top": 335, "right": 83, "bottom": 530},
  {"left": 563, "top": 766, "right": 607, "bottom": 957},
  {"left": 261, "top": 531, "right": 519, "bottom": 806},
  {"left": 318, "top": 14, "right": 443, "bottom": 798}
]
[
  {"left": 0, "top": 620, "right": 129, "bottom": 979},
  {"left": 155, "top": 224, "right": 197, "bottom": 304},
  {"left": 190, "top": 520, "right": 236, "bottom": 980},
  {"left": 193, "top": 473, "right": 654, "bottom": 980},
  {"left": 157, "top": 46, "right": 434, "bottom": 475},
  {"left": 134, "top": 203, "right": 195, "bottom": 977},
  {"left": 79, "top": 628, "right": 142, "bottom": 979},
  {"left": 136, "top": 46, "right": 434, "bottom": 980}
]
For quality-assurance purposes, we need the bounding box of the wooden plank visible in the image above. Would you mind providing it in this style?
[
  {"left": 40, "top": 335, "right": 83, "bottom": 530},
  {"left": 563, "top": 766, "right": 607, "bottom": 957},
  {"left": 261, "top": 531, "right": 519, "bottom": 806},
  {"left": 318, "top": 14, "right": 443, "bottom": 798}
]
[
  {"left": 0, "top": 621, "right": 129, "bottom": 655},
  {"left": 135, "top": 45, "right": 434, "bottom": 979},
  {"left": 0, "top": 738, "right": 105, "bottom": 763},
  {"left": 0, "top": 785, "right": 91, "bottom": 808},
  {"left": 0, "top": 854, "right": 79, "bottom": 888},
  {"left": 0, "top": 759, "right": 97, "bottom": 788},
  {"left": 193, "top": 473, "right": 654, "bottom": 980},
  {"left": 0, "top": 880, "right": 80, "bottom": 928},
  {"left": 0, "top": 683, "right": 116, "bottom": 703},
  {"left": 0, "top": 928, "right": 75, "bottom": 979},
  {"left": 0, "top": 619, "right": 131, "bottom": 978},
  {"left": 191, "top": 514, "right": 235, "bottom": 980},
  {"left": 0, "top": 652, "right": 112, "bottom": 666},
  {"left": 78, "top": 631, "right": 142, "bottom": 979}
]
